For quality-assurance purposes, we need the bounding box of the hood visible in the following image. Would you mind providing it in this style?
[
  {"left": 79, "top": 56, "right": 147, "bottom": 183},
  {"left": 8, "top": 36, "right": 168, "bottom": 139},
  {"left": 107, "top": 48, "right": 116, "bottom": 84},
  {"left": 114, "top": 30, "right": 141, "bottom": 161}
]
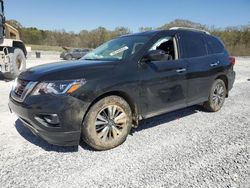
[{"left": 19, "top": 60, "right": 118, "bottom": 81}]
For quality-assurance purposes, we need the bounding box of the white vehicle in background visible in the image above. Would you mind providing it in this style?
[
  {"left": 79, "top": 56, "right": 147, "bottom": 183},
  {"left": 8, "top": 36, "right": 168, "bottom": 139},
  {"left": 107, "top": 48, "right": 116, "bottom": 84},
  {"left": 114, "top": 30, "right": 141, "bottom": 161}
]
[{"left": 0, "top": 0, "right": 26, "bottom": 79}]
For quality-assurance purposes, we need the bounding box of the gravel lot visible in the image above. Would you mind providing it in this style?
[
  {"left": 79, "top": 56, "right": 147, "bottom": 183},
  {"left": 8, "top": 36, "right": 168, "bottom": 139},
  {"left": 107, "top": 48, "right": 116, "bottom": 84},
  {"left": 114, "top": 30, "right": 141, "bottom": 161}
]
[{"left": 0, "top": 56, "right": 249, "bottom": 188}]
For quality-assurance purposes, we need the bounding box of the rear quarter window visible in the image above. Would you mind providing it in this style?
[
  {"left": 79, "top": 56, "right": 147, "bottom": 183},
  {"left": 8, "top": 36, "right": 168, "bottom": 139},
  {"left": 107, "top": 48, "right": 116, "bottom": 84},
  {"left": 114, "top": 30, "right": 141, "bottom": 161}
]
[
  {"left": 206, "top": 35, "right": 225, "bottom": 54},
  {"left": 181, "top": 32, "right": 207, "bottom": 58}
]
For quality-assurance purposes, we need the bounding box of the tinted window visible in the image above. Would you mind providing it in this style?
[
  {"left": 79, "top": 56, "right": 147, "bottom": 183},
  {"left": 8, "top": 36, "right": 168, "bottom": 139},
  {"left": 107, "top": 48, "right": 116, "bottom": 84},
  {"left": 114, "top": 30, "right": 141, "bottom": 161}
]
[
  {"left": 182, "top": 32, "right": 207, "bottom": 58},
  {"left": 206, "top": 35, "right": 224, "bottom": 54}
]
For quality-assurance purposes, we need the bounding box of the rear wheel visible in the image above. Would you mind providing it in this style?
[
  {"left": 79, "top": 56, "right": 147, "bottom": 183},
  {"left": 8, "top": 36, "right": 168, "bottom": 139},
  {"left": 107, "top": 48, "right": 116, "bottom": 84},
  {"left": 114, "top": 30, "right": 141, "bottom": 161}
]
[
  {"left": 3, "top": 48, "right": 26, "bottom": 80},
  {"left": 203, "top": 79, "right": 226, "bottom": 112},
  {"left": 82, "top": 96, "right": 132, "bottom": 150}
]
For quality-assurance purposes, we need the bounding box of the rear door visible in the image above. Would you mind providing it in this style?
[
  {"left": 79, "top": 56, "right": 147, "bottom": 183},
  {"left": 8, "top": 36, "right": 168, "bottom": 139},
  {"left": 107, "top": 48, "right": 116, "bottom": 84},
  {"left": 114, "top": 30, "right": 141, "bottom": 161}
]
[
  {"left": 139, "top": 34, "right": 188, "bottom": 118},
  {"left": 180, "top": 31, "right": 216, "bottom": 105},
  {"left": 205, "top": 35, "right": 228, "bottom": 68}
]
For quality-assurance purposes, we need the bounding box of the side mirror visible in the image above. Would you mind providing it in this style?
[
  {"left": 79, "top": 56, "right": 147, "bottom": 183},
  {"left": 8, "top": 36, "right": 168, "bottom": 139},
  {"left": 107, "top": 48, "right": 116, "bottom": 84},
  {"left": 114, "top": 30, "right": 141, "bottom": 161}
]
[{"left": 142, "top": 50, "right": 168, "bottom": 62}]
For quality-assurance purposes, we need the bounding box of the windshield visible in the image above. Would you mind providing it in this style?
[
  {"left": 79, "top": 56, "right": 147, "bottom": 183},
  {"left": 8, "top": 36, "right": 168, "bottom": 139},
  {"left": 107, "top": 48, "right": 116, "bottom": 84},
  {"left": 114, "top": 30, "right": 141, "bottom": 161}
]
[{"left": 83, "top": 36, "right": 149, "bottom": 61}]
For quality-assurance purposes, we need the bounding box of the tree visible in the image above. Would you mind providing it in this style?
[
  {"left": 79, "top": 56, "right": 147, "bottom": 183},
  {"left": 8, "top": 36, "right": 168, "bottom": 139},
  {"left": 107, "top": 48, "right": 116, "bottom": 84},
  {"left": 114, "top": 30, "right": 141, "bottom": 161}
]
[
  {"left": 8, "top": 19, "right": 250, "bottom": 56},
  {"left": 6, "top": 19, "right": 23, "bottom": 28},
  {"left": 139, "top": 27, "right": 154, "bottom": 32},
  {"left": 158, "top": 19, "right": 208, "bottom": 30}
]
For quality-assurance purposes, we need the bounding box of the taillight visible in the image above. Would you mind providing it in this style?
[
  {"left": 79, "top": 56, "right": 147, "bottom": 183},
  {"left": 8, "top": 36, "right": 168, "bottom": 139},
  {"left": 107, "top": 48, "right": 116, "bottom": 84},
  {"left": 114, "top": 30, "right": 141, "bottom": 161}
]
[{"left": 229, "top": 56, "right": 236, "bottom": 65}]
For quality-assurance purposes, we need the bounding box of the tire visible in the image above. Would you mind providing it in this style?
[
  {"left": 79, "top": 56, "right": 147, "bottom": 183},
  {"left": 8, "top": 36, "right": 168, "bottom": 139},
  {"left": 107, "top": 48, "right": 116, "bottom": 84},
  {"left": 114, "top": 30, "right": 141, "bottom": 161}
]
[
  {"left": 65, "top": 54, "right": 73, "bottom": 60},
  {"left": 203, "top": 79, "right": 227, "bottom": 112},
  {"left": 82, "top": 96, "right": 132, "bottom": 150},
  {"left": 3, "top": 48, "right": 26, "bottom": 80}
]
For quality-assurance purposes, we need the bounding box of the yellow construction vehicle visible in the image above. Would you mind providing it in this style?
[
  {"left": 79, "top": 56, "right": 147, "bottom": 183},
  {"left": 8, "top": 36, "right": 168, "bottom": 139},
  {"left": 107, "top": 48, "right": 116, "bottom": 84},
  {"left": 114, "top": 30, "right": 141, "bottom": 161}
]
[
  {"left": 4, "top": 22, "right": 20, "bottom": 39},
  {"left": 0, "top": 0, "right": 26, "bottom": 79}
]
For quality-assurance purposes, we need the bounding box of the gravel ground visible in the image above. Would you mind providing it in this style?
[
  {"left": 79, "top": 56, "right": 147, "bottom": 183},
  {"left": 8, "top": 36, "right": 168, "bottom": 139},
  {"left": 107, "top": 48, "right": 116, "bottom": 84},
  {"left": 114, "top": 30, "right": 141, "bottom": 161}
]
[{"left": 0, "top": 57, "right": 249, "bottom": 188}]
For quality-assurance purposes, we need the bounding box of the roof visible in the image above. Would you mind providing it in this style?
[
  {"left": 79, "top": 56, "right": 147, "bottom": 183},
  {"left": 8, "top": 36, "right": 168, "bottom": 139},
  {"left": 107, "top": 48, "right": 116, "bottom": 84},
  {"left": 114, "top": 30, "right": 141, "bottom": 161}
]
[
  {"left": 121, "top": 27, "right": 210, "bottom": 38},
  {"left": 121, "top": 30, "right": 160, "bottom": 38},
  {"left": 169, "top": 27, "right": 210, "bottom": 35}
]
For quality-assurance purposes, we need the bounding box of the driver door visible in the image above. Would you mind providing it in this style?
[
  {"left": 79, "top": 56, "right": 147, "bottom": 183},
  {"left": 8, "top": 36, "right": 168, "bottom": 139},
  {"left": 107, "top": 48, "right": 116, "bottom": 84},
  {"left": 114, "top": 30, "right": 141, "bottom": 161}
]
[{"left": 138, "top": 35, "right": 188, "bottom": 118}]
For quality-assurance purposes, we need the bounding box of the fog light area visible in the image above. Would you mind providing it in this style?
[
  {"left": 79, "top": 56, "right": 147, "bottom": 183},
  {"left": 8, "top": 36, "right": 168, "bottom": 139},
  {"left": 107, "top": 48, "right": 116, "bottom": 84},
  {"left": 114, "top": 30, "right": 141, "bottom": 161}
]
[{"left": 34, "top": 114, "right": 60, "bottom": 127}]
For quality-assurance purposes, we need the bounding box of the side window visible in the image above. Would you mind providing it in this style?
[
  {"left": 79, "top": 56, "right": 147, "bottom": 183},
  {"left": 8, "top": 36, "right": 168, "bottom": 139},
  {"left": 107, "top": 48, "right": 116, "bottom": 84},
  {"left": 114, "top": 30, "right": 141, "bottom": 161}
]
[
  {"left": 206, "top": 36, "right": 224, "bottom": 54},
  {"left": 149, "top": 36, "right": 177, "bottom": 60},
  {"left": 182, "top": 32, "right": 207, "bottom": 58}
]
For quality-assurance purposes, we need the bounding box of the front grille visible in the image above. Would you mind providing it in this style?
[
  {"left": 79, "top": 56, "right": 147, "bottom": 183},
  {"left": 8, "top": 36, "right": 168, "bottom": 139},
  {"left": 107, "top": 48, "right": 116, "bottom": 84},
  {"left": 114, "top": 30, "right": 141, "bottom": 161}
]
[
  {"left": 11, "top": 79, "right": 37, "bottom": 102},
  {"left": 14, "top": 79, "right": 29, "bottom": 98}
]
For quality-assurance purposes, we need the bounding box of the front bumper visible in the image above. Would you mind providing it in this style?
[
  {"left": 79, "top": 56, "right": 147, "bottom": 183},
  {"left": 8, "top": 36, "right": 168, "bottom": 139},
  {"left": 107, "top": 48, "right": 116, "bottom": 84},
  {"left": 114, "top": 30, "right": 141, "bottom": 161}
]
[{"left": 9, "top": 94, "right": 88, "bottom": 146}]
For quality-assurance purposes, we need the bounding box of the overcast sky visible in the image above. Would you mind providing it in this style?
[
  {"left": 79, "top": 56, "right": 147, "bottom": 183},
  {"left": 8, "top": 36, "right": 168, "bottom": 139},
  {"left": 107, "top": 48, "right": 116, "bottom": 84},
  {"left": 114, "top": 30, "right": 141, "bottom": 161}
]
[{"left": 5, "top": 0, "right": 250, "bottom": 32}]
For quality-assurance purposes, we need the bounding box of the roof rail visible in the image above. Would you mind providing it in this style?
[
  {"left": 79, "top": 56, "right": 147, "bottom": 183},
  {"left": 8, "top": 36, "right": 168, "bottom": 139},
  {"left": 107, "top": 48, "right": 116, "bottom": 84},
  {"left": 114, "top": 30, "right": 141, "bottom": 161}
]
[{"left": 169, "top": 27, "right": 210, "bottom": 35}]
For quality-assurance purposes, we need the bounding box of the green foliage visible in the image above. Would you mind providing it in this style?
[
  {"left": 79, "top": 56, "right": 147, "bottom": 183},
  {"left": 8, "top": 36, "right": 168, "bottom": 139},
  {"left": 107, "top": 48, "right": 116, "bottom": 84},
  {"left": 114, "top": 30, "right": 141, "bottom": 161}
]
[
  {"left": 139, "top": 27, "right": 154, "bottom": 32},
  {"left": 6, "top": 19, "right": 22, "bottom": 28},
  {"left": 7, "top": 19, "right": 250, "bottom": 56},
  {"left": 28, "top": 44, "right": 63, "bottom": 52},
  {"left": 158, "top": 19, "right": 250, "bottom": 56},
  {"left": 19, "top": 27, "right": 46, "bottom": 45},
  {"left": 15, "top": 25, "right": 130, "bottom": 49},
  {"left": 159, "top": 19, "right": 208, "bottom": 30},
  {"left": 210, "top": 24, "right": 250, "bottom": 56}
]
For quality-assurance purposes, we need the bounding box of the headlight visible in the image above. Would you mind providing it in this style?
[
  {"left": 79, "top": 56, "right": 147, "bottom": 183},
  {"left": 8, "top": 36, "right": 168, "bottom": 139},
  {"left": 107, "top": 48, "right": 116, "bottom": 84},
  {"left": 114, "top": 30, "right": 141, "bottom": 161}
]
[{"left": 31, "top": 79, "right": 86, "bottom": 96}]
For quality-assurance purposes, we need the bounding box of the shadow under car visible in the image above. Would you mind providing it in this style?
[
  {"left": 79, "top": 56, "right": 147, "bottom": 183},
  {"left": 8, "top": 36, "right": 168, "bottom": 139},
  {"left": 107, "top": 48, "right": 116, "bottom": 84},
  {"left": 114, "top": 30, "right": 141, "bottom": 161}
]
[{"left": 14, "top": 105, "right": 204, "bottom": 152}]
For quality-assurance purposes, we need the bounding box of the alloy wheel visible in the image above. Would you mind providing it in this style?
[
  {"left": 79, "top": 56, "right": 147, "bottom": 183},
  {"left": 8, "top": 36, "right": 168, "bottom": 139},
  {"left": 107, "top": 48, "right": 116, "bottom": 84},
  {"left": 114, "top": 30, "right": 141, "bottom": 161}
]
[
  {"left": 95, "top": 105, "right": 127, "bottom": 141},
  {"left": 212, "top": 83, "right": 225, "bottom": 108}
]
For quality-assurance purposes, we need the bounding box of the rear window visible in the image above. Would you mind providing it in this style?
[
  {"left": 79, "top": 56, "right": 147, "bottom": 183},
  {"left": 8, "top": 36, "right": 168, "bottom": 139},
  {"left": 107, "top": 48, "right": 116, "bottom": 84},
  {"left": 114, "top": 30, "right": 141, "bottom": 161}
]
[
  {"left": 206, "top": 35, "right": 224, "bottom": 54},
  {"left": 182, "top": 32, "right": 207, "bottom": 58}
]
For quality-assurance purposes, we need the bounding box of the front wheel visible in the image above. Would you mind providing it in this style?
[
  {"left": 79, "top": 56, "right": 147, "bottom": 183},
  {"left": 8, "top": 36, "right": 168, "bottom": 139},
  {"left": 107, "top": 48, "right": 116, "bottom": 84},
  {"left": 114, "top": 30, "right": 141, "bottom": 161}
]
[
  {"left": 82, "top": 96, "right": 132, "bottom": 150},
  {"left": 203, "top": 79, "right": 227, "bottom": 112}
]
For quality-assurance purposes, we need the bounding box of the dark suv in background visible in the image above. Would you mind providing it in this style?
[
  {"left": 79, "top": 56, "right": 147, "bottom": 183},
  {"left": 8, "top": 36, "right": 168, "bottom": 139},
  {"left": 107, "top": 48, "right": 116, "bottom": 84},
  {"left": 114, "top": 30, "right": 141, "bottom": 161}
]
[
  {"left": 9, "top": 27, "right": 235, "bottom": 150},
  {"left": 60, "top": 48, "right": 91, "bottom": 60}
]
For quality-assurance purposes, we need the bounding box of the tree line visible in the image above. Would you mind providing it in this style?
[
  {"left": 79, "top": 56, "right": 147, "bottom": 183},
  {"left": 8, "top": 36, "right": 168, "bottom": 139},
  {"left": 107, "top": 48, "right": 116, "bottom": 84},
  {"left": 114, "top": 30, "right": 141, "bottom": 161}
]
[{"left": 7, "top": 19, "right": 250, "bottom": 56}]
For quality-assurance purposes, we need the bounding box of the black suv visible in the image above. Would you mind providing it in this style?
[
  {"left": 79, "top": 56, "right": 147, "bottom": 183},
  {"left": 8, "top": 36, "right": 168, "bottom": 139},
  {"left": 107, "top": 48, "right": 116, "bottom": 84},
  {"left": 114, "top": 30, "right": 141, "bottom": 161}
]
[{"left": 9, "top": 28, "right": 236, "bottom": 150}]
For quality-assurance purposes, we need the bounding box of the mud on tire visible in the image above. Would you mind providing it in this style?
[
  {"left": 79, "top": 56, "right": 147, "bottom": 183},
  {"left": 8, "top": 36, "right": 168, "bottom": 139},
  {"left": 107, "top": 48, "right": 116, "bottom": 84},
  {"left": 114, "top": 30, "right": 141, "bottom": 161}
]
[
  {"left": 82, "top": 96, "right": 132, "bottom": 150},
  {"left": 203, "top": 79, "right": 227, "bottom": 112}
]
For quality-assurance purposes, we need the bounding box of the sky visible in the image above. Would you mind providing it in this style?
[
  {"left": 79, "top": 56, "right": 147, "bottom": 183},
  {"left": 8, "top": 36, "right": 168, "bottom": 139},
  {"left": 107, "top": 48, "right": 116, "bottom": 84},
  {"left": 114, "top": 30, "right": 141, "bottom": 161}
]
[{"left": 5, "top": 0, "right": 250, "bottom": 33}]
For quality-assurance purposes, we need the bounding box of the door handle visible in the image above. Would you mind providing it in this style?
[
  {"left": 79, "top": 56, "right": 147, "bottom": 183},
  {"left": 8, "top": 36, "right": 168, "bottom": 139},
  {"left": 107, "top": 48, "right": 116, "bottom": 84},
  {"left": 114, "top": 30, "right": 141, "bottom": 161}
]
[
  {"left": 176, "top": 68, "right": 186, "bottom": 73},
  {"left": 210, "top": 61, "right": 220, "bottom": 67}
]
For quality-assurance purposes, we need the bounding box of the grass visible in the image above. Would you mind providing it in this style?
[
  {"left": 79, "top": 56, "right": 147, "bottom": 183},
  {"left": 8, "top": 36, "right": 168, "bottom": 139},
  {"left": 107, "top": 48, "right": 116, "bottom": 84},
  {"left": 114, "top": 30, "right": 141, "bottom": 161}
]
[{"left": 27, "top": 44, "right": 65, "bottom": 52}]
